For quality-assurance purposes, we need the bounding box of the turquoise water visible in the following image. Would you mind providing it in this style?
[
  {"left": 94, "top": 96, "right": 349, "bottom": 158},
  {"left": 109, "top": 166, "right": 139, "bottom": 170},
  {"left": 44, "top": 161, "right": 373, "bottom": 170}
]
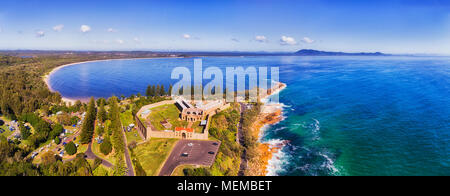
[{"left": 49, "top": 56, "right": 450, "bottom": 175}]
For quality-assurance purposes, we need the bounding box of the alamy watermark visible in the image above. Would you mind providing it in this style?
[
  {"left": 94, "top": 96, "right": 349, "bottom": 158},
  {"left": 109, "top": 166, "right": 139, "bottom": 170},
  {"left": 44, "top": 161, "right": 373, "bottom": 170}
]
[{"left": 170, "top": 59, "right": 280, "bottom": 103}]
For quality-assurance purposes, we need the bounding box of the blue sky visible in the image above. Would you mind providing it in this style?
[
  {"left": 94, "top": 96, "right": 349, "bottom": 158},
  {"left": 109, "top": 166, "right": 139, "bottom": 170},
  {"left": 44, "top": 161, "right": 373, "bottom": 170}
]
[{"left": 0, "top": 0, "right": 450, "bottom": 54}]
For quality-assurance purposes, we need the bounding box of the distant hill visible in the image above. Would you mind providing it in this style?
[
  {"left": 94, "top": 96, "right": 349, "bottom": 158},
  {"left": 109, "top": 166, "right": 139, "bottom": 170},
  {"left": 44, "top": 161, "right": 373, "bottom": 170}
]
[{"left": 294, "top": 49, "right": 388, "bottom": 56}]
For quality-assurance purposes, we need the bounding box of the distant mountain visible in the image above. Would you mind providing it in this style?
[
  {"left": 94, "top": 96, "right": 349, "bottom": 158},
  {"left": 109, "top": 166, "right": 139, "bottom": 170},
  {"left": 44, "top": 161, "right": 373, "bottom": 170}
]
[{"left": 294, "top": 49, "right": 388, "bottom": 56}]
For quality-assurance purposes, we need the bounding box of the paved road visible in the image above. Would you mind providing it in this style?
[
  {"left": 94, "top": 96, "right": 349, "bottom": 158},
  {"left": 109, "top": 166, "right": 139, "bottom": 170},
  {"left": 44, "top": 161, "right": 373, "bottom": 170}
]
[
  {"left": 158, "top": 140, "right": 221, "bottom": 176},
  {"left": 238, "top": 103, "right": 248, "bottom": 176},
  {"left": 122, "top": 126, "right": 135, "bottom": 176},
  {"left": 65, "top": 142, "right": 113, "bottom": 168}
]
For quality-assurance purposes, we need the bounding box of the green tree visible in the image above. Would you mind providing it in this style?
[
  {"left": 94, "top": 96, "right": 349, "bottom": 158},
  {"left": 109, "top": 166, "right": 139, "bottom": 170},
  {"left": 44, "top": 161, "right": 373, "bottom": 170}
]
[
  {"left": 151, "top": 85, "right": 156, "bottom": 96},
  {"left": 70, "top": 116, "right": 80, "bottom": 125},
  {"left": 65, "top": 141, "right": 77, "bottom": 155},
  {"left": 160, "top": 84, "right": 166, "bottom": 96},
  {"left": 168, "top": 84, "right": 173, "bottom": 97},
  {"left": 146, "top": 85, "right": 151, "bottom": 97},
  {"left": 80, "top": 97, "right": 96, "bottom": 144},
  {"left": 93, "top": 158, "right": 103, "bottom": 170},
  {"left": 41, "top": 151, "right": 57, "bottom": 165},
  {"left": 19, "top": 123, "right": 31, "bottom": 140},
  {"left": 49, "top": 124, "right": 64, "bottom": 140},
  {"left": 100, "top": 137, "right": 112, "bottom": 155},
  {"left": 156, "top": 85, "right": 161, "bottom": 96},
  {"left": 97, "top": 99, "right": 107, "bottom": 123},
  {"left": 54, "top": 136, "right": 61, "bottom": 145}
]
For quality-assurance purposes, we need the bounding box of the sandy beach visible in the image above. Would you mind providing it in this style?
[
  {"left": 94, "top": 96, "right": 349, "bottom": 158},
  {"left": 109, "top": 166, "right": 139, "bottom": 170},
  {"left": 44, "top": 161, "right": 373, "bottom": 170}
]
[{"left": 42, "top": 57, "right": 182, "bottom": 105}]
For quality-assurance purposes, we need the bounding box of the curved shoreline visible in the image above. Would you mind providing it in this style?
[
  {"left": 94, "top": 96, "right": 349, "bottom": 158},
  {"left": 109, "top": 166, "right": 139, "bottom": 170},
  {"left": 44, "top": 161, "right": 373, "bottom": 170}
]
[
  {"left": 246, "top": 82, "right": 287, "bottom": 176},
  {"left": 260, "top": 84, "right": 287, "bottom": 176},
  {"left": 43, "top": 57, "right": 182, "bottom": 104}
]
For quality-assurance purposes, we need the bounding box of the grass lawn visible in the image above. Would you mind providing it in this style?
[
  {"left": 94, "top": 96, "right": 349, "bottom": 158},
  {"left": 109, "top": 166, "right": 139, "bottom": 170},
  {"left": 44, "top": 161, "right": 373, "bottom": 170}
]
[
  {"left": 192, "top": 121, "right": 205, "bottom": 133},
  {"left": 92, "top": 138, "right": 116, "bottom": 164},
  {"left": 171, "top": 165, "right": 198, "bottom": 176},
  {"left": 120, "top": 109, "right": 134, "bottom": 126},
  {"left": 120, "top": 109, "right": 143, "bottom": 143},
  {"left": 88, "top": 160, "right": 113, "bottom": 176},
  {"left": 134, "top": 138, "right": 178, "bottom": 176},
  {"left": 147, "top": 104, "right": 188, "bottom": 130},
  {"left": 91, "top": 124, "right": 117, "bottom": 164},
  {"left": 0, "top": 125, "right": 13, "bottom": 138}
]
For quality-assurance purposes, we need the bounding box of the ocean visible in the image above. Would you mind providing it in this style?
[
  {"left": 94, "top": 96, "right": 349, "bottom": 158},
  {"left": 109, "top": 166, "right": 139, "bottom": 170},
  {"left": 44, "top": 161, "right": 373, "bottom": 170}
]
[{"left": 49, "top": 56, "right": 450, "bottom": 176}]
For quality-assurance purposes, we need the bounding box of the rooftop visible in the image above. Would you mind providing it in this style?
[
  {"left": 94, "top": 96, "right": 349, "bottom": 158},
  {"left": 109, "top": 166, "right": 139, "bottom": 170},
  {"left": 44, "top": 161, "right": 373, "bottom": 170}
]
[{"left": 175, "top": 127, "right": 194, "bottom": 133}]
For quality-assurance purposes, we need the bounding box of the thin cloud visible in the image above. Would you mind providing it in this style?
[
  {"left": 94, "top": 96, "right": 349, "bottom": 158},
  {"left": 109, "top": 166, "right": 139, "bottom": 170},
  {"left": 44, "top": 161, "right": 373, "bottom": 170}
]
[
  {"left": 53, "top": 24, "right": 64, "bottom": 32},
  {"left": 231, "top": 38, "right": 240, "bottom": 42},
  {"left": 280, "top": 36, "right": 297, "bottom": 45},
  {"left": 255, "top": 35, "right": 268, "bottom": 43},
  {"left": 81, "top": 25, "right": 91, "bottom": 33},
  {"left": 183, "top": 34, "right": 191, "bottom": 39},
  {"left": 107, "top": 28, "right": 117, "bottom": 33},
  {"left": 302, "top": 37, "right": 315, "bottom": 44},
  {"left": 36, "top": 30, "right": 45, "bottom": 38},
  {"left": 116, "top": 39, "right": 124, "bottom": 44},
  {"left": 134, "top": 37, "right": 142, "bottom": 44}
]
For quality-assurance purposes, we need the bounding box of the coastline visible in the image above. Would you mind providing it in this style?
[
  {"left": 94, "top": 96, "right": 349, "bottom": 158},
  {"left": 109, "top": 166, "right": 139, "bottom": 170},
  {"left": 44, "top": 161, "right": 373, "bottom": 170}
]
[
  {"left": 42, "top": 57, "right": 182, "bottom": 105},
  {"left": 247, "top": 82, "right": 287, "bottom": 176}
]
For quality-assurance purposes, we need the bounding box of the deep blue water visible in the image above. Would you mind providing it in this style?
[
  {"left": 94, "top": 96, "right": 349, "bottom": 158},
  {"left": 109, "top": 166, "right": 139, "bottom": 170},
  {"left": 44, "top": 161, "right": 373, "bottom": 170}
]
[{"left": 49, "top": 56, "right": 450, "bottom": 175}]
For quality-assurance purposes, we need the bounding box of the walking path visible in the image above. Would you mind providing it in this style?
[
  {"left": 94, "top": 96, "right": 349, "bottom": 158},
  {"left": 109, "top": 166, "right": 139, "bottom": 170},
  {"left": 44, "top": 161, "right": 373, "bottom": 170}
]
[{"left": 122, "top": 125, "right": 135, "bottom": 176}]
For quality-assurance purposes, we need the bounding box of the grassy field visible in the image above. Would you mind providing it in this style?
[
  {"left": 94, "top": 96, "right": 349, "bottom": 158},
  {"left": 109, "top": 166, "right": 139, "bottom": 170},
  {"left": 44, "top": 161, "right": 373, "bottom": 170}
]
[
  {"left": 134, "top": 138, "right": 178, "bottom": 176},
  {"left": 0, "top": 117, "right": 14, "bottom": 139},
  {"left": 88, "top": 160, "right": 113, "bottom": 176},
  {"left": 192, "top": 121, "right": 204, "bottom": 133},
  {"left": 91, "top": 123, "right": 117, "bottom": 165},
  {"left": 120, "top": 109, "right": 134, "bottom": 126},
  {"left": 147, "top": 104, "right": 188, "bottom": 130},
  {"left": 171, "top": 165, "right": 200, "bottom": 176},
  {"left": 120, "top": 109, "right": 143, "bottom": 143},
  {"left": 0, "top": 125, "right": 13, "bottom": 138},
  {"left": 146, "top": 104, "right": 205, "bottom": 132}
]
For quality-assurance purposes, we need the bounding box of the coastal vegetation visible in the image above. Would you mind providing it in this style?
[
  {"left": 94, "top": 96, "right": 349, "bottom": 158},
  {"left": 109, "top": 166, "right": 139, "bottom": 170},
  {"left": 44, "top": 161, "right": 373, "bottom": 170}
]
[
  {"left": 182, "top": 105, "right": 242, "bottom": 176},
  {"left": 0, "top": 52, "right": 270, "bottom": 176},
  {"left": 80, "top": 97, "right": 96, "bottom": 144},
  {"left": 0, "top": 53, "right": 155, "bottom": 176},
  {"left": 65, "top": 141, "right": 77, "bottom": 155}
]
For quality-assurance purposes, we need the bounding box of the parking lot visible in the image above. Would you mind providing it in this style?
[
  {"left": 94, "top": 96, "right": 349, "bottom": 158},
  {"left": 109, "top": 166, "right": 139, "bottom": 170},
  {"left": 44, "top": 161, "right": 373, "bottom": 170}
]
[{"left": 158, "top": 140, "right": 221, "bottom": 176}]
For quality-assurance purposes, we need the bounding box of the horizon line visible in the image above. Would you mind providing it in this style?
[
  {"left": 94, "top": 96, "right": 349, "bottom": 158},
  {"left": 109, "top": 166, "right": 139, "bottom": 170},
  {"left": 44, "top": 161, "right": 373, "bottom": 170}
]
[{"left": 1, "top": 49, "right": 450, "bottom": 57}]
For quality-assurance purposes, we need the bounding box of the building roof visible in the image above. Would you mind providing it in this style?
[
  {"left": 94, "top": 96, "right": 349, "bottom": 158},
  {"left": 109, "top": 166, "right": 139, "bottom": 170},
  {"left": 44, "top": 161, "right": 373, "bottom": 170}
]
[
  {"left": 175, "top": 127, "right": 194, "bottom": 133},
  {"left": 200, "top": 120, "right": 207, "bottom": 126}
]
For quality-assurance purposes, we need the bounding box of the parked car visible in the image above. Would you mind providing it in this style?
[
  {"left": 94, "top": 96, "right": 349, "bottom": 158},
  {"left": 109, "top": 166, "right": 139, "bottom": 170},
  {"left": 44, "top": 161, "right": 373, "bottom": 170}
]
[{"left": 181, "top": 153, "right": 189, "bottom": 157}]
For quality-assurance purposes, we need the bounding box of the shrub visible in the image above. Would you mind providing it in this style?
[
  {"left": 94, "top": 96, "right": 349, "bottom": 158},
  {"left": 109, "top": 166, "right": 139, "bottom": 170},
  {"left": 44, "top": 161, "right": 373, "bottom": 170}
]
[
  {"left": 54, "top": 137, "right": 60, "bottom": 145},
  {"left": 100, "top": 137, "right": 112, "bottom": 155},
  {"left": 70, "top": 116, "right": 80, "bottom": 125},
  {"left": 20, "top": 123, "right": 31, "bottom": 140},
  {"left": 65, "top": 141, "right": 77, "bottom": 155},
  {"left": 93, "top": 158, "right": 103, "bottom": 170}
]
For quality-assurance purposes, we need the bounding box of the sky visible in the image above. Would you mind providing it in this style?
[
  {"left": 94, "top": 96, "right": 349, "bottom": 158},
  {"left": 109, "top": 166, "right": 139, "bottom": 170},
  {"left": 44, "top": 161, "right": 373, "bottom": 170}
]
[{"left": 0, "top": 0, "right": 450, "bottom": 54}]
